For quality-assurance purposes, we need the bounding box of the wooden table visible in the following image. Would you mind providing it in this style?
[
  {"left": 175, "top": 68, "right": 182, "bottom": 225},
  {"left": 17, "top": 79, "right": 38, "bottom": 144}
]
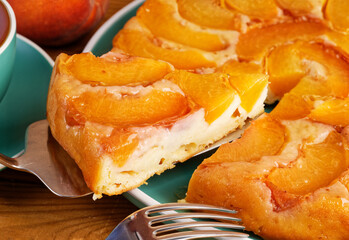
[{"left": 0, "top": 1, "right": 140, "bottom": 239}]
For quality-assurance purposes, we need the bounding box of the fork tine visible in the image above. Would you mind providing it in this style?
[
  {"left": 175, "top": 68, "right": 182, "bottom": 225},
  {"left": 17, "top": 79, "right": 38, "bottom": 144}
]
[
  {"left": 150, "top": 212, "right": 241, "bottom": 224},
  {"left": 145, "top": 203, "right": 237, "bottom": 214},
  {"left": 156, "top": 230, "right": 249, "bottom": 240},
  {"left": 106, "top": 203, "right": 248, "bottom": 240},
  {"left": 153, "top": 221, "right": 244, "bottom": 233}
]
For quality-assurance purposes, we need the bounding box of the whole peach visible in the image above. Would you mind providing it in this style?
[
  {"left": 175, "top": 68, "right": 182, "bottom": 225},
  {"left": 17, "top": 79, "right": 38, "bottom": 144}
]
[{"left": 7, "top": 0, "right": 109, "bottom": 46}]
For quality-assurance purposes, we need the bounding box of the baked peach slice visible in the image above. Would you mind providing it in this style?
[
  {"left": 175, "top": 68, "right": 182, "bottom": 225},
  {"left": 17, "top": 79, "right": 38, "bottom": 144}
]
[
  {"left": 58, "top": 52, "right": 173, "bottom": 86},
  {"left": 218, "top": 60, "right": 267, "bottom": 112},
  {"left": 288, "top": 76, "right": 329, "bottom": 97},
  {"left": 165, "top": 70, "right": 238, "bottom": 123},
  {"left": 229, "top": 74, "right": 268, "bottom": 112},
  {"left": 113, "top": 17, "right": 216, "bottom": 69},
  {"left": 206, "top": 114, "right": 286, "bottom": 163},
  {"left": 270, "top": 93, "right": 314, "bottom": 120},
  {"left": 177, "top": 0, "right": 245, "bottom": 30},
  {"left": 218, "top": 60, "right": 262, "bottom": 75},
  {"left": 66, "top": 89, "right": 189, "bottom": 127},
  {"left": 224, "top": 0, "right": 278, "bottom": 19},
  {"left": 137, "top": 0, "right": 230, "bottom": 51},
  {"left": 275, "top": 0, "right": 324, "bottom": 17},
  {"left": 100, "top": 129, "right": 139, "bottom": 167},
  {"left": 266, "top": 43, "right": 306, "bottom": 97},
  {"left": 267, "top": 130, "right": 347, "bottom": 195},
  {"left": 309, "top": 97, "right": 349, "bottom": 127},
  {"left": 266, "top": 41, "right": 349, "bottom": 98},
  {"left": 326, "top": 30, "right": 349, "bottom": 57},
  {"left": 325, "top": 0, "right": 349, "bottom": 33},
  {"left": 236, "top": 21, "right": 326, "bottom": 61},
  {"left": 271, "top": 76, "right": 349, "bottom": 121}
]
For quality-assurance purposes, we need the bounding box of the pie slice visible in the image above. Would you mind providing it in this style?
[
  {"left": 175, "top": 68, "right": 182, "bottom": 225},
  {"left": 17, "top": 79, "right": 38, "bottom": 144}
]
[{"left": 47, "top": 52, "right": 267, "bottom": 199}]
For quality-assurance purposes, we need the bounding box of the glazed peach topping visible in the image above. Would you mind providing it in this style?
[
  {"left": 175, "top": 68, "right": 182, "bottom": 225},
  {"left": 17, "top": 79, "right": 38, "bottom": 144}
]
[
  {"left": 186, "top": 38, "right": 349, "bottom": 237},
  {"left": 55, "top": 52, "right": 267, "bottom": 168},
  {"left": 64, "top": 0, "right": 349, "bottom": 198}
]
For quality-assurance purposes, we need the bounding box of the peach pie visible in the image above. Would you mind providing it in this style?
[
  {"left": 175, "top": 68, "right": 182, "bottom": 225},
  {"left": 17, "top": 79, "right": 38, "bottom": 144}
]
[{"left": 47, "top": 0, "right": 349, "bottom": 238}]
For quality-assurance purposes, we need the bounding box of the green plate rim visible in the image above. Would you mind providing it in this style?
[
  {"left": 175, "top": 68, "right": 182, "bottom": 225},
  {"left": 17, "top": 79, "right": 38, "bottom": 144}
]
[{"left": 0, "top": 34, "right": 54, "bottom": 172}]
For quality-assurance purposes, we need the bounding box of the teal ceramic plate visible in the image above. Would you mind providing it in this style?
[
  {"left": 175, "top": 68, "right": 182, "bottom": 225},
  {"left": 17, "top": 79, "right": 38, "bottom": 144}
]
[
  {"left": 0, "top": 34, "right": 53, "bottom": 169},
  {"left": 84, "top": 3, "right": 267, "bottom": 238}
]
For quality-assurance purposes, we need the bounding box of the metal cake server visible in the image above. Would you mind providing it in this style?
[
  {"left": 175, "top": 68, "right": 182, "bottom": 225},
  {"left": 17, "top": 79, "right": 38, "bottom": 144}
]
[
  {"left": 0, "top": 118, "right": 248, "bottom": 198},
  {"left": 0, "top": 120, "right": 92, "bottom": 197}
]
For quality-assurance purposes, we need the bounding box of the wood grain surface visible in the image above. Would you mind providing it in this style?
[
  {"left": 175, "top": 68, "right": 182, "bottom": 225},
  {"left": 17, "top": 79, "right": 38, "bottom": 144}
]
[{"left": 0, "top": 1, "right": 140, "bottom": 239}]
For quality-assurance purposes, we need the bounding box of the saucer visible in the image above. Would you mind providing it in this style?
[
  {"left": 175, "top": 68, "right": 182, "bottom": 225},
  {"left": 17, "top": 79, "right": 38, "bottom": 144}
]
[{"left": 0, "top": 34, "right": 53, "bottom": 169}]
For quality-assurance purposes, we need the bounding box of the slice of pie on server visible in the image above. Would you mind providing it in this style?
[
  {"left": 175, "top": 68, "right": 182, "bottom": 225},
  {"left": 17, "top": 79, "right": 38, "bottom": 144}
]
[{"left": 46, "top": 52, "right": 268, "bottom": 199}]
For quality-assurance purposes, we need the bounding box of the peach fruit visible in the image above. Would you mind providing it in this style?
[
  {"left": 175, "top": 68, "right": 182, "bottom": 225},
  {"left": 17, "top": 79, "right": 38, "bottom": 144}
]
[
  {"left": 217, "top": 61, "right": 267, "bottom": 112},
  {"left": 206, "top": 114, "right": 285, "bottom": 163},
  {"left": 288, "top": 76, "right": 329, "bottom": 97},
  {"left": 266, "top": 41, "right": 349, "bottom": 98},
  {"left": 8, "top": 0, "right": 109, "bottom": 46},
  {"left": 218, "top": 60, "right": 262, "bottom": 75},
  {"left": 326, "top": 30, "right": 349, "bottom": 56},
  {"left": 137, "top": 0, "right": 228, "bottom": 51},
  {"left": 224, "top": 0, "right": 278, "bottom": 19},
  {"left": 309, "top": 98, "right": 349, "bottom": 127},
  {"left": 228, "top": 74, "right": 268, "bottom": 112},
  {"left": 100, "top": 129, "right": 139, "bottom": 167},
  {"left": 267, "top": 131, "right": 347, "bottom": 195},
  {"left": 66, "top": 89, "right": 189, "bottom": 127},
  {"left": 236, "top": 21, "right": 326, "bottom": 61},
  {"left": 59, "top": 52, "right": 173, "bottom": 86},
  {"left": 113, "top": 18, "right": 216, "bottom": 69},
  {"left": 270, "top": 93, "right": 314, "bottom": 120},
  {"left": 325, "top": 0, "right": 349, "bottom": 33},
  {"left": 275, "top": 0, "right": 324, "bottom": 17},
  {"left": 266, "top": 43, "right": 306, "bottom": 97},
  {"left": 177, "top": 0, "right": 243, "bottom": 30},
  {"left": 165, "top": 70, "right": 237, "bottom": 123}
]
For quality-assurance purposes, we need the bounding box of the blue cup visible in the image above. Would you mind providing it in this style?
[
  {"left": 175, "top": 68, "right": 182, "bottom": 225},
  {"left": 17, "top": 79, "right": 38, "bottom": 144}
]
[{"left": 0, "top": 0, "right": 16, "bottom": 102}]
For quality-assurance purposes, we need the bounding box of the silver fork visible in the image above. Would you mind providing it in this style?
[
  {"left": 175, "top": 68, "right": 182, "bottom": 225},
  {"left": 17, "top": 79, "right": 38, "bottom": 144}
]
[
  {"left": 106, "top": 202, "right": 249, "bottom": 240},
  {"left": 0, "top": 120, "right": 92, "bottom": 197}
]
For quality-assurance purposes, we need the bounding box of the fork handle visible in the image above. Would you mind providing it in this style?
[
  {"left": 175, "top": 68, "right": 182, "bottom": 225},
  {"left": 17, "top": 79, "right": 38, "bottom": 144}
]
[{"left": 0, "top": 153, "right": 22, "bottom": 170}]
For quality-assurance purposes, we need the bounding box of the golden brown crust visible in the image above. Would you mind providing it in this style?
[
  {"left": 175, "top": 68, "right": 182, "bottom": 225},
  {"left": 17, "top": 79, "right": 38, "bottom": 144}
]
[
  {"left": 186, "top": 160, "right": 349, "bottom": 239},
  {"left": 186, "top": 116, "right": 349, "bottom": 239},
  {"left": 47, "top": 54, "right": 102, "bottom": 190}
]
